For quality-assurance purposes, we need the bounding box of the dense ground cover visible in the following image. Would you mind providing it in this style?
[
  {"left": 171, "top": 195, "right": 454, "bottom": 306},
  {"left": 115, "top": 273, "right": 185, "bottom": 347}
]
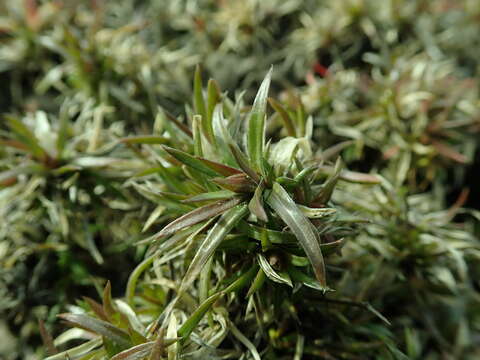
[{"left": 1, "top": 1, "right": 479, "bottom": 359}]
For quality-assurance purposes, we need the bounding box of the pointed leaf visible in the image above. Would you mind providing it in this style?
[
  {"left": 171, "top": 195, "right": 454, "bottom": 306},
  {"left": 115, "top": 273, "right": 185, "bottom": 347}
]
[
  {"left": 206, "top": 79, "right": 221, "bottom": 127},
  {"left": 297, "top": 206, "right": 336, "bottom": 219},
  {"left": 158, "top": 196, "right": 243, "bottom": 238},
  {"left": 110, "top": 338, "right": 178, "bottom": 360},
  {"left": 58, "top": 314, "right": 130, "bottom": 347},
  {"left": 44, "top": 338, "right": 102, "bottom": 360},
  {"left": 192, "top": 115, "right": 204, "bottom": 157},
  {"left": 257, "top": 253, "right": 292, "bottom": 287},
  {"left": 103, "top": 281, "right": 116, "bottom": 319},
  {"left": 111, "top": 342, "right": 154, "bottom": 360},
  {"left": 120, "top": 136, "right": 169, "bottom": 145},
  {"left": 248, "top": 182, "right": 268, "bottom": 222},
  {"left": 194, "top": 65, "right": 206, "bottom": 117},
  {"left": 223, "top": 265, "right": 259, "bottom": 294},
  {"left": 178, "top": 204, "right": 248, "bottom": 295},
  {"left": 162, "top": 146, "right": 218, "bottom": 177},
  {"left": 39, "top": 319, "right": 58, "bottom": 355},
  {"left": 268, "top": 97, "right": 296, "bottom": 137},
  {"left": 213, "top": 173, "right": 256, "bottom": 193},
  {"left": 267, "top": 183, "right": 327, "bottom": 287},
  {"left": 5, "top": 115, "right": 48, "bottom": 161},
  {"left": 197, "top": 157, "right": 242, "bottom": 176},
  {"left": 246, "top": 268, "right": 267, "bottom": 297},
  {"left": 178, "top": 293, "right": 222, "bottom": 340},
  {"left": 167, "top": 314, "right": 178, "bottom": 360},
  {"left": 247, "top": 68, "right": 272, "bottom": 171},
  {"left": 288, "top": 266, "right": 328, "bottom": 291},
  {"left": 229, "top": 143, "right": 260, "bottom": 183},
  {"left": 182, "top": 190, "right": 235, "bottom": 203},
  {"left": 315, "top": 158, "right": 343, "bottom": 204}
]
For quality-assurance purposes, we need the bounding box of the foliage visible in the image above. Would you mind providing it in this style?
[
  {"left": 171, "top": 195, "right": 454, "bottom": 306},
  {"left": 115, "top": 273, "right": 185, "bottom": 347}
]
[{"left": 0, "top": 1, "right": 479, "bottom": 359}]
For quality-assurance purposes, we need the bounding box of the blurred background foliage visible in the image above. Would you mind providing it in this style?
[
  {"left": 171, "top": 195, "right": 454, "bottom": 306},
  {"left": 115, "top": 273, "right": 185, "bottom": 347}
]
[{"left": 0, "top": 0, "right": 479, "bottom": 359}]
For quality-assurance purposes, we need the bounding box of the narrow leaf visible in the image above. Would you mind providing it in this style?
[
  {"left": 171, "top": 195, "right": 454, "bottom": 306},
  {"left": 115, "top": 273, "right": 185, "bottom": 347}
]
[
  {"left": 288, "top": 266, "right": 328, "bottom": 291},
  {"left": 39, "top": 319, "right": 58, "bottom": 355},
  {"left": 58, "top": 313, "right": 130, "bottom": 347},
  {"left": 120, "top": 136, "right": 169, "bottom": 145},
  {"left": 103, "top": 281, "right": 116, "bottom": 319},
  {"left": 167, "top": 314, "right": 178, "bottom": 360},
  {"left": 182, "top": 190, "right": 235, "bottom": 203},
  {"left": 142, "top": 205, "right": 166, "bottom": 232},
  {"left": 5, "top": 115, "right": 48, "bottom": 161},
  {"left": 178, "top": 204, "right": 248, "bottom": 295},
  {"left": 111, "top": 342, "right": 154, "bottom": 360},
  {"left": 148, "top": 331, "right": 164, "bottom": 360},
  {"left": 267, "top": 182, "right": 327, "bottom": 287},
  {"left": 206, "top": 79, "right": 221, "bottom": 127},
  {"left": 248, "top": 182, "right": 268, "bottom": 222},
  {"left": 229, "top": 144, "right": 260, "bottom": 183},
  {"left": 257, "top": 253, "right": 292, "bottom": 287},
  {"left": 297, "top": 206, "right": 336, "bottom": 219},
  {"left": 223, "top": 265, "right": 259, "bottom": 294},
  {"left": 247, "top": 68, "right": 272, "bottom": 170},
  {"left": 158, "top": 196, "right": 243, "bottom": 238},
  {"left": 162, "top": 146, "right": 218, "bottom": 177},
  {"left": 268, "top": 97, "right": 296, "bottom": 137},
  {"left": 213, "top": 173, "right": 256, "bottom": 193},
  {"left": 315, "top": 158, "right": 343, "bottom": 204},
  {"left": 44, "top": 338, "right": 102, "bottom": 360},
  {"left": 192, "top": 114, "right": 204, "bottom": 157},
  {"left": 246, "top": 268, "right": 266, "bottom": 297},
  {"left": 178, "top": 293, "right": 222, "bottom": 339},
  {"left": 196, "top": 157, "right": 242, "bottom": 176}
]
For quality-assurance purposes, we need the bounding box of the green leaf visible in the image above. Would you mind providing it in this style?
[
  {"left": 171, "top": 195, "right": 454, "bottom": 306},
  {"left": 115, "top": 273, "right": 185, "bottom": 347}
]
[
  {"left": 192, "top": 114, "right": 204, "bottom": 157},
  {"left": 182, "top": 190, "right": 235, "bottom": 203},
  {"left": 206, "top": 79, "right": 221, "bottom": 129},
  {"left": 178, "top": 293, "right": 222, "bottom": 340},
  {"left": 5, "top": 115, "right": 48, "bottom": 161},
  {"left": 110, "top": 337, "right": 178, "bottom": 360},
  {"left": 229, "top": 144, "right": 260, "bottom": 183},
  {"left": 178, "top": 204, "right": 248, "bottom": 295},
  {"left": 267, "top": 182, "right": 327, "bottom": 287},
  {"left": 247, "top": 68, "right": 272, "bottom": 171},
  {"left": 315, "top": 158, "right": 343, "bottom": 205},
  {"left": 213, "top": 174, "right": 256, "bottom": 193},
  {"left": 223, "top": 265, "right": 259, "bottom": 294},
  {"left": 248, "top": 182, "right": 268, "bottom": 222},
  {"left": 56, "top": 102, "right": 69, "bottom": 157},
  {"left": 44, "top": 338, "right": 103, "bottom": 360},
  {"left": 196, "top": 157, "right": 242, "bottom": 176},
  {"left": 103, "top": 281, "right": 116, "bottom": 319},
  {"left": 246, "top": 268, "right": 267, "bottom": 297},
  {"left": 194, "top": 65, "right": 206, "bottom": 119},
  {"left": 0, "top": 164, "right": 44, "bottom": 186},
  {"left": 268, "top": 97, "right": 296, "bottom": 137},
  {"left": 211, "top": 104, "right": 239, "bottom": 166},
  {"left": 229, "top": 321, "right": 262, "bottom": 360},
  {"left": 167, "top": 314, "right": 178, "bottom": 360},
  {"left": 120, "top": 136, "right": 170, "bottom": 145},
  {"left": 142, "top": 205, "right": 166, "bottom": 232},
  {"left": 257, "top": 253, "right": 292, "bottom": 287},
  {"left": 162, "top": 146, "right": 218, "bottom": 177},
  {"left": 58, "top": 314, "right": 130, "bottom": 347},
  {"left": 236, "top": 221, "right": 297, "bottom": 245},
  {"left": 157, "top": 196, "right": 244, "bottom": 238},
  {"left": 297, "top": 205, "right": 336, "bottom": 219},
  {"left": 111, "top": 342, "right": 154, "bottom": 360},
  {"left": 288, "top": 266, "right": 326, "bottom": 291}
]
